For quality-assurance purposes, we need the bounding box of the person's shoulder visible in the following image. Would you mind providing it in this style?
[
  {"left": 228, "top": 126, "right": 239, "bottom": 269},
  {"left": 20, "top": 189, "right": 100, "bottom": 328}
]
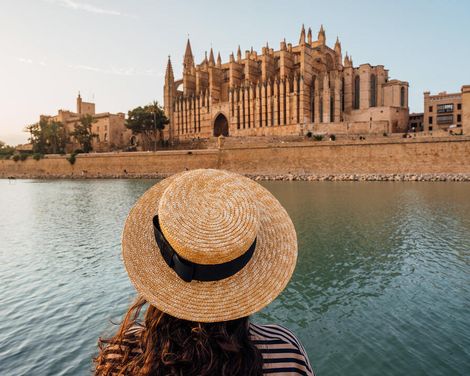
[
  {"left": 249, "top": 322, "right": 302, "bottom": 347},
  {"left": 249, "top": 322, "right": 315, "bottom": 375}
]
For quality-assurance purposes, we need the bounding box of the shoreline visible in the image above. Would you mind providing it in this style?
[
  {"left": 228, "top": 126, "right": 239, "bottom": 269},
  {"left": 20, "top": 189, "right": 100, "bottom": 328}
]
[{"left": 3, "top": 172, "right": 470, "bottom": 182}]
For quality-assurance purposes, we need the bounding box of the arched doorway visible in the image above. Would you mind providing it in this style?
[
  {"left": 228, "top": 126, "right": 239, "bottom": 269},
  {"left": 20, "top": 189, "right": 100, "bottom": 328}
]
[{"left": 213, "top": 113, "right": 229, "bottom": 137}]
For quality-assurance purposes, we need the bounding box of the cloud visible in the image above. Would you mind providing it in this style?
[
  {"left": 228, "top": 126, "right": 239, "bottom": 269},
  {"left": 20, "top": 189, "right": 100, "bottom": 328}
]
[
  {"left": 17, "top": 57, "right": 34, "bottom": 64},
  {"left": 67, "top": 64, "right": 161, "bottom": 77},
  {"left": 16, "top": 57, "right": 48, "bottom": 67},
  {"left": 45, "top": 0, "right": 127, "bottom": 16}
]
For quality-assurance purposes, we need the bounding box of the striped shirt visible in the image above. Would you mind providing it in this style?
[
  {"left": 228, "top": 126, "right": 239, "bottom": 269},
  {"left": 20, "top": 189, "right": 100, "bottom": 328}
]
[
  {"left": 98, "top": 322, "right": 314, "bottom": 375},
  {"left": 249, "top": 323, "right": 314, "bottom": 375}
]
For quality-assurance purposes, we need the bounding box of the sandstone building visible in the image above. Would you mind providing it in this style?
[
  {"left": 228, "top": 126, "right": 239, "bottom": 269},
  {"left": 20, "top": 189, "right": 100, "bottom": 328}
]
[
  {"left": 40, "top": 94, "right": 131, "bottom": 152},
  {"left": 408, "top": 113, "right": 424, "bottom": 132},
  {"left": 423, "top": 90, "right": 463, "bottom": 133},
  {"left": 164, "top": 25, "right": 410, "bottom": 141}
]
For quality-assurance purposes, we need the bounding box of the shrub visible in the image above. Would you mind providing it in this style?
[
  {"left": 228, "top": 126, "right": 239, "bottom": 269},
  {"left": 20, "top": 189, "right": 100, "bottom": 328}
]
[
  {"left": 12, "top": 154, "right": 20, "bottom": 162},
  {"left": 306, "top": 131, "right": 313, "bottom": 138},
  {"left": 19, "top": 154, "right": 28, "bottom": 161},
  {"left": 32, "top": 153, "right": 44, "bottom": 161},
  {"left": 67, "top": 151, "right": 80, "bottom": 165},
  {"left": 74, "top": 149, "right": 84, "bottom": 154},
  {"left": 313, "top": 134, "right": 324, "bottom": 141}
]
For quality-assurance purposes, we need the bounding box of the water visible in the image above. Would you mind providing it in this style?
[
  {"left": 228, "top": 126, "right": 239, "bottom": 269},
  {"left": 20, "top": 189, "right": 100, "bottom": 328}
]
[{"left": 0, "top": 180, "right": 469, "bottom": 376}]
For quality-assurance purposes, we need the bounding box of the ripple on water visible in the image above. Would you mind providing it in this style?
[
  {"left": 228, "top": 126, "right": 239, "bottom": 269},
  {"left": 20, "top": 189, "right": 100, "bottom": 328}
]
[{"left": 0, "top": 180, "right": 469, "bottom": 376}]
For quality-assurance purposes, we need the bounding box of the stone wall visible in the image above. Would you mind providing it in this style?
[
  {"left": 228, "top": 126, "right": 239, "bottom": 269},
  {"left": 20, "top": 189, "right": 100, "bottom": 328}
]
[{"left": 1, "top": 137, "right": 470, "bottom": 179}]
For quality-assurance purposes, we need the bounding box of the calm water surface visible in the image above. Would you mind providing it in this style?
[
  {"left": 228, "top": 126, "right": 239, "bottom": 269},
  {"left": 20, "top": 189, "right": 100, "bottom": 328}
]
[{"left": 0, "top": 179, "right": 469, "bottom": 376}]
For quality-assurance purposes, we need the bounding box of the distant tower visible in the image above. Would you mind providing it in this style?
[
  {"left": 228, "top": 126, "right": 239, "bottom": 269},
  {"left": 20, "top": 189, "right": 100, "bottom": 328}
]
[
  {"left": 164, "top": 56, "right": 175, "bottom": 143},
  {"left": 183, "top": 38, "right": 196, "bottom": 95},
  {"left": 299, "top": 24, "right": 306, "bottom": 45},
  {"left": 76, "top": 91, "right": 82, "bottom": 114},
  {"left": 307, "top": 27, "right": 313, "bottom": 45},
  {"left": 318, "top": 25, "right": 326, "bottom": 46},
  {"left": 334, "top": 37, "right": 342, "bottom": 66},
  {"left": 209, "top": 48, "right": 215, "bottom": 66},
  {"left": 237, "top": 45, "right": 242, "bottom": 63}
]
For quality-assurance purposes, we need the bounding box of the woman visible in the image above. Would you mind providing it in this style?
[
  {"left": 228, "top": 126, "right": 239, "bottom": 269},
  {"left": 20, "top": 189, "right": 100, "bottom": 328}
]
[{"left": 95, "top": 169, "right": 314, "bottom": 375}]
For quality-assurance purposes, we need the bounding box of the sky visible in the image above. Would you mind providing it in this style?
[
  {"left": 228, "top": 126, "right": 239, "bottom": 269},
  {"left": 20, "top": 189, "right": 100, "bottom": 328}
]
[{"left": 1, "top": 0, "right": 469, "bottom": 145}]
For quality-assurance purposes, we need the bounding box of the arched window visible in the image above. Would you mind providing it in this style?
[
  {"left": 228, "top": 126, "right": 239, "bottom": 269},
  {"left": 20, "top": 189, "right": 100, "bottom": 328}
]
[
  {"left": 319, "top": 97, "right": 323, "bottom": 123},
  {"left": 400, "top": 86, "right": 405, "bottom": 107},
  {"left": 310, "top": 77, "right": 315, "bottom": 122},
  {"left": 341, "top": 77, "right": 345, "bottom": 113},
  {"left": 354, "top": 75, "right": 360, "bottom": 109},
  {"left": 330, "top": 96, "right": 334, "bottom": 123},
  {"left": 370, "top": 74, "right": 377, "bottom": 107}
]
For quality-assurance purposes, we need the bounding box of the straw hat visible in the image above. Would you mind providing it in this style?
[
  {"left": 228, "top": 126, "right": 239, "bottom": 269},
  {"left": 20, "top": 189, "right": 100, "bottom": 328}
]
[{"left": 122, "top": 169, "right": 297, "bottom": 322}]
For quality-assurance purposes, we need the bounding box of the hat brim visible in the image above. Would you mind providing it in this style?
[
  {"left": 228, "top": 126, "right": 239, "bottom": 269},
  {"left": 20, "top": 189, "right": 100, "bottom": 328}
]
[{"left": 122, "top": 171, "right": 298, "bottom": 322}]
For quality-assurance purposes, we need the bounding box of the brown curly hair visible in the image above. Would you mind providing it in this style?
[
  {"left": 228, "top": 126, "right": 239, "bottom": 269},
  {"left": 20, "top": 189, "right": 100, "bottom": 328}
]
[{"left": 94, "top": 296, "right": 263, "bottom": 375}]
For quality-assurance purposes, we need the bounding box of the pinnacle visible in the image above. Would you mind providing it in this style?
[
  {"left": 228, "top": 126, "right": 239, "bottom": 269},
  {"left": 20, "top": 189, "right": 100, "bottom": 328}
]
[{"left": 209, "top": 48, "right": 215, "bottom": 65}]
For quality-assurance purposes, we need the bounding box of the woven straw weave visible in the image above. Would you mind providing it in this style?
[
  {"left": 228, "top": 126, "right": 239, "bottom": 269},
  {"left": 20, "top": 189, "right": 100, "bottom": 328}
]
[{"left": 122, "top": 169, "right": 297, "bottom": 322}]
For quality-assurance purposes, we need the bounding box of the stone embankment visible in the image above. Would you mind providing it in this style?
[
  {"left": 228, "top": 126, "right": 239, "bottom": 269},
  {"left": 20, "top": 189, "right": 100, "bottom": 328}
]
[
  {"left": 5, "top": 172, "right": 469, "bottom": 182},
  {"left": 248, "top": 173, "right": 470, "bottom": 182},
  {"left": 2, "top": 136, "right": 470, "bottom": 180}
]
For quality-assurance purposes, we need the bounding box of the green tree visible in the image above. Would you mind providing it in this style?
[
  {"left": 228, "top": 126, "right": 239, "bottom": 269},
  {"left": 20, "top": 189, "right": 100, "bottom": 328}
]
[
  {"left": 26, "top": 118, "right": 67, "bottom": 154},
  {"left": 126, "top": 101, "right": 168, "bottom": 151},
  {"left": 70, "top": 114, "right": 97, "bottom": 153},
  {"left": 0, "top": 140, "right": 15, "bottom": 158}
]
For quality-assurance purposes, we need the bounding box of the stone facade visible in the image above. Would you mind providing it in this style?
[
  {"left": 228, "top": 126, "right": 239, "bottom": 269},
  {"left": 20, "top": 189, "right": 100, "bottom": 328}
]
[
  {"left": 164, "top": 25, "right": 410, "bottom": 141},
  {"left": 408, "top": 113, "right": 424, "bottom": 132},
  {"left": 423, "top": 90, "right": 463, "bottom": 133},
  {"left": 460, "top": 86, "right": 470, "bottom": 136},
  {"left": 40, "top": 94, "right": 132, "bottom": 152},
  {"left": 2, "top": 137, "right": 470, "bottom": 179}
]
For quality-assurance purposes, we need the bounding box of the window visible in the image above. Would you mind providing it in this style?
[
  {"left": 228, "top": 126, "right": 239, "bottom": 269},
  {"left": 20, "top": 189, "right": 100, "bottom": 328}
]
[
  {"left": 310, "top": 79, "right": 315, "bottom": 122},
  {"left": 429, "top": 116, "right": 433, "bottom": 124},
  {"left": 437, "top": 115, "right": 453, "bottom": 125},
  {"left": 354, "top": 76, "right": 360, "bottom": 109},
  {"left": 370, "top": 74, "right": 377, "bottom": 107},
  {"left": 330, "top": 96, "right": 334, "bottom": 122},
  {"left": 429, "top": 126, "right": 433, "bottom": 131},
  {"left": 457, "top": 114, "right": 461, "bottom": 122},
  {"left": 341, "top": 77, "right": 345, "bottom": 113},
  {"left": 437, "top": 103, "right": 454, "bottom": 113},
  {"left": 457, "top": 103, "right": 462, "bottom": 110},
  {"left": 319, "top": 97, "right": 323, "bottom": 123},
  {"left": 400, "top": 86, "right": 405, "bottom": 107},
  {"left": 429, "top": 106, "right": 433, "bottom": 112}
]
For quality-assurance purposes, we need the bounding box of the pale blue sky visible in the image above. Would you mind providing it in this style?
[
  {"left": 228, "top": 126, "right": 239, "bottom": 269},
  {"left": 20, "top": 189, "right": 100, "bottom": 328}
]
[{"left": 1, "top": 0, "right": 469, "bottom": 145}]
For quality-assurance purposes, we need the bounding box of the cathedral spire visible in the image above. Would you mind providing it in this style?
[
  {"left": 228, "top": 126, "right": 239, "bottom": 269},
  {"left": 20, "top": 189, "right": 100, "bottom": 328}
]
[
  {"left": 217, "top": 52, "right": 222, "bottom": 67},
  {"left": 209, "top": 47, "right": 215, "bottom": 66},
  {"left": 344, "top": 52, "right": 350, "bottom": 67},
  {"left": 165, "top": 55, "right": 174, "bottom": 81},
  {"left": 299, "top": 24, "right": 306, "bottom": 45},
  {"left": 335, "top": 36, "right": 341, "bottom": 49},
  {"left": 318, "top": 24, "right": 326, "bottom": 46},
  {"left": 183, "top": 38, "right": 194, "bottom": 69},
  {"left": 335, "top": 36, "right": 342, "bottom": 65},
  {"left": 237, "top": 45, "right": 242, "bottom": 62},
  {"left": 307, "top": 27, "right": 312, "bottom": 45}
]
